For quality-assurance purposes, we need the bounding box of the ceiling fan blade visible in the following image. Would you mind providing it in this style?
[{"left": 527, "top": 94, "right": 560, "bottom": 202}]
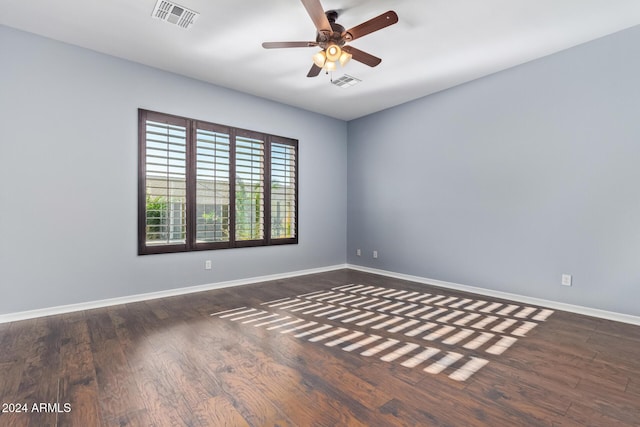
[
  {"left": 307, "top": 63, "right": 322, "bottom": 77},
  {"left": 300, "top": 0, "right": 332, "bottom": 33},
  {"left": 343, "top": 10, "right": 398, "bottom": 41},
  {"left": 262, "top": 41, "right": 318, "bottom": 49},
  {"left": 342, "top": 46, "right": 382, "bottom": 67}
]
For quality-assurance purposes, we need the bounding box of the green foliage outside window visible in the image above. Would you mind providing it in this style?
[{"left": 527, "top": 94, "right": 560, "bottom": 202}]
[{"left": 146, "top": 195, "right": 167, "bottom": 241}]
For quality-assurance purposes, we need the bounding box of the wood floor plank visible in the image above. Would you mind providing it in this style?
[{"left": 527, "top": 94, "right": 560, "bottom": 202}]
[
  {"left": 0, "top": 359, "right": 25, "bottom": 403},
  {"left": 559, "top": 401, "right": 636, "bottom": 427},
  {"left": 86, "top": 309, "right": 154, "bottom": 426},
  {"left": 215, "top": 320, "right": 374, "bottom": 426},
  {"left": 463, "top": 360, "right": 572, "bottom": 423},
  {"left": 111, "top": 303, "right": 206, "bottom": 427},
  {"left": 219, "top": 316, "right": 395, "bottom": 421},
  {"left": 90, "top": 337, "right": 151, "bottom": 427},
  {"left": 18, "top": 316, "right": 65, "bottom": 427},
  {"left": 194, "top": 396, "right": 250, "bottom": 427},
  {"left": 0, "top": 323, "right": 15, "bottom": 361},
  {"left": 489, "top": 340, "right": 592, "bottom": 389},
  {"left": 0, "top": 321, "right": 36, "bottom": 427},
  {"left": 572, "top": 359, "right": 630, "bottom": 393},
  {"left": 627, "top": 377, "right": 640, "bottom": 397},
  {"left": 595, "top": 318, "right": 640, "bottom": 342},
  {"left": 56, "top": 313, "right": 103, "bottom": 427},
  {"left": 571, "top": 377, "right": 640, "bottom": 425},
  {"left": 379, "top": 376, "right": 518, "bottom": 427},
  {"left": 588, "top": 332, "right": 640, "bottom": 374},
  {"left": 0, "top": 411, "right": 30, "bottom": 427},
  {"left": 215, "top": 363, "right": 295, "bottom": 427}
]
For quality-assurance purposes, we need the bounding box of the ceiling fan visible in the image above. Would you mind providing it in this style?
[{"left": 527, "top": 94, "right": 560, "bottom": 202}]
[{"left": 262, "top": 0, "right": 398, "bottom": 77}]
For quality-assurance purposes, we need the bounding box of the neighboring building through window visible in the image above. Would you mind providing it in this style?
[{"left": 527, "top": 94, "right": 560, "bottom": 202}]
[{"left": 138, "top": 109, "right": 298, "bottom": 255}]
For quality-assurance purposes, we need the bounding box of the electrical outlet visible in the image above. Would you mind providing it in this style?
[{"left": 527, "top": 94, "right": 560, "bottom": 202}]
[
  {"left": 356, "top": 249, "right": 361, "bottom": 256},
  {"left": 561, "top": 274, "right": 572, "bottom": 286},
  {"left": 373, "top": 250, "right": 378, "bottom": 259},
  {"left": 205, "top": 260, "right": 212, "bottom": 270}
]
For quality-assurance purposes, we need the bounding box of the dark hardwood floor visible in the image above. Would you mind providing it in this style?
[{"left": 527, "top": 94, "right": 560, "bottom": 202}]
[{"left": 1, "top": 269, "right": 639, "bottom": 426}]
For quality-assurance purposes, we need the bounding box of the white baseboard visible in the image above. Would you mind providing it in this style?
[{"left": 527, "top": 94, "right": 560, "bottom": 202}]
[
  {"left": 0, "top": 264, "right": 348, "bottom": 324},
  {"left": 347, "top": 264, "right": 640, "bottom": 326},
  {"left": 3, "top": 263, "right": 639, "bottom": 327}
]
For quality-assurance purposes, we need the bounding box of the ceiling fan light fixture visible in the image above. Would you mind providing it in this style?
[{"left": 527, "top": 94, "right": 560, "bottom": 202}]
[
  {"left": 339, "top": 51, "right": 352, "bottom": 67},
  {"left": 325, "top": 44, "right": 342, "bottom": 62},
  {"left": 324, "top": 61, "right": 337, "bottom": 72},
  {"left": 312, "top": 51, "right": 327, "bottom": 67}
]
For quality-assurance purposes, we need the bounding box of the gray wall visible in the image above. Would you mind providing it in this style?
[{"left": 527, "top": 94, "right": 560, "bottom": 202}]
[
  {"left": 3, "top": 22, "right": 639, "bottom": 318},
  {"left": 0, "top": 25, "right": 347, "bottom": 315},
  {"left": 347, "top": 25, "right": 640, "bottom": 316}
]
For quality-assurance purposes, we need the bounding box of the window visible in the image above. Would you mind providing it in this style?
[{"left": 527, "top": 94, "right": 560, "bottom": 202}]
[{"left": 138, "top": 109, "right": 297, "bottom": 255}]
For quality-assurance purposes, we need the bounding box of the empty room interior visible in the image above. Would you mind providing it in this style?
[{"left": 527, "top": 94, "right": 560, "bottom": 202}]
[{"left": 1, "top": 0, "right": 640, "bottom": 425}]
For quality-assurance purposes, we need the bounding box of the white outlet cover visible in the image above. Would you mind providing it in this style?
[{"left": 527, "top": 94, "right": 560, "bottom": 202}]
[{"left": 561, "top": 274, "right": 572, "bottom": 286}]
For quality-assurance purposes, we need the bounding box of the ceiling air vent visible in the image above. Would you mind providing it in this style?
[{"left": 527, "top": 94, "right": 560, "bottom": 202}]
[
  {"left": 152, "top": 0, "right": 199, "bottom": 29},
  {"left": 331, "top": 74, "right": 362, "bottom": 88}
]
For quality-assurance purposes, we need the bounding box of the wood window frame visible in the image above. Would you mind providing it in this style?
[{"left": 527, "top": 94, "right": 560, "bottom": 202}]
[{"left": 138, "top": 109, "right": 298, "bottom": 255}]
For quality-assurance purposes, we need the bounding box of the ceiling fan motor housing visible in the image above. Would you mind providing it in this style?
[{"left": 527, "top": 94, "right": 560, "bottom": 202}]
[{"left": 316, "top": 10, "right": 348, "bottom": 48}]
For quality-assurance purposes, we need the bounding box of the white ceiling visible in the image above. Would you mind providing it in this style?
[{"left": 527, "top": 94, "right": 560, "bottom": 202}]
[{"left": 1, "top": 0, "right": 640, "bottom": 120}]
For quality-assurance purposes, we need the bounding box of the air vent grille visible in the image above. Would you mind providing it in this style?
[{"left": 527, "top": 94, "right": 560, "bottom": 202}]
[
  {"left": 331, "top": 74, "right": 362, "bottom": 88},
  {"left": 152, "top": 0, "right": 199, "bottom": 29}
]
